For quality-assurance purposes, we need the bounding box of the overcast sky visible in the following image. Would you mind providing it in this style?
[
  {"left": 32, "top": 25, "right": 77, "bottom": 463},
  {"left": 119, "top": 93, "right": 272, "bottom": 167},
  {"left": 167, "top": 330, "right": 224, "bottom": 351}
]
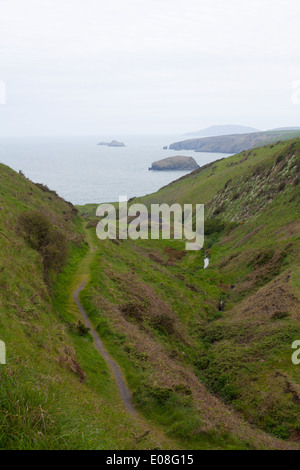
[{"left": 0, "top": 0, "right": 299, "bottom": 136}]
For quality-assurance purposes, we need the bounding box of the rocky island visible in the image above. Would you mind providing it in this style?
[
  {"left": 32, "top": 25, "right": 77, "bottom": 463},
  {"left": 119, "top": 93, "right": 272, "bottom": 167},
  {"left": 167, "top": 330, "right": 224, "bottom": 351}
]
[
  {"left": 97, "top": 140, "right": 126, "bottom": 147},
  {"left": 149, "top": 156, "right": 199, "bottom": 171}
]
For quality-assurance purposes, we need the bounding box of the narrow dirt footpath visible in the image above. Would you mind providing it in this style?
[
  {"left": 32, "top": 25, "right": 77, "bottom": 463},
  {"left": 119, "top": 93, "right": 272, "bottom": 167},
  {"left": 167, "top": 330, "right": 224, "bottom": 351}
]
[
  {"left": 73, "top": 280, "right": 136, "bottom": 415},
  {"left": 69, "top": 227, "right": 180, "bottom": 450}
]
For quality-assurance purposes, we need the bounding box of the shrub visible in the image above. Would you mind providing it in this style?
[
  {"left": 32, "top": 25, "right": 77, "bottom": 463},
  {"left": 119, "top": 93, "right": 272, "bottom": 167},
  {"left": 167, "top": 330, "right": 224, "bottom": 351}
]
[
  {"left": 174, "top": 384, "right": 192, "bottom": 396},
  {"left": 34, "top": 182, "right": 57, "bottom": 195},
  {"left": 224, "top": 221, "right": 239, "bottom": 234},
  {"left": 271, "top": 311, "right": 289, "bottom": 321},
  {"left": 268, "top": 424, "right": 290, "bottom": 440},
  {"left": 275, "top": 153, "right": 285, "bottom": 165},
  {"left": 133, "top": 385, "right": 173, "bottom": 407},
  {"left": 150, "top": 387, "right": 173, "bottom": 405},
  {"left": 18, "top": 211, "right": 51, "bottom": 251},
  {"left": 205, "top": 324, "right": 224, "bottom": 344},
  {"left": 120, "top": 301, "right": 144, "bottom": 322},
  {"left": 221, "top": 384, "right": 240, "bottom": 403},
  {"left": 205, "top": 218, "right": 225, "bottom": 235},
  {"left": 76, "top": 320, "right": 90, "bottom": 336},
  {"left": 224, "top": 179, "right": 232, "bottom": 189},
  {"left": 41, "top": 229, "right": 68, "bottom": 276},
  {"left": 248, "top": 249, "right": 274, "bottom": 267},
  {"left": 151, "top": 313, "right": 175, "bottom": 335},
  {"left": 213, "top": 204, "right": 226, "bottom": 216},
  {"left": 194, "top": 356, "right": 210, "bottom": 370},
  {"left": 18, "top": 211, "right": 68, "bottom": 280}
]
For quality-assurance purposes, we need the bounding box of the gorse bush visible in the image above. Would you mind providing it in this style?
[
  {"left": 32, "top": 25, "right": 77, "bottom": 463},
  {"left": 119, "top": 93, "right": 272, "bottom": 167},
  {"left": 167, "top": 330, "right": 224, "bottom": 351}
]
[
  {"left": 204, "top": 218, "right": 225, "bottom": 235},
  {"left": 18, "top": 210, "right": 68, "bottom": 281},
  {"left": 76, "top": 320, "right": 90, "bottom": 336},
  {"left": 42, "top": 229, "right": 68, "bottom": 276},
  {"left": 18, "top": 211, "right": 51, "bottom": 251}
]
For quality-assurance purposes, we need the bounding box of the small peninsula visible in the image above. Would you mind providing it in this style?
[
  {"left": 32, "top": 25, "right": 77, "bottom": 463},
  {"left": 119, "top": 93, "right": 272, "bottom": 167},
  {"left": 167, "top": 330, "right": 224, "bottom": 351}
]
[
  {"left": 149, "top": 156, "right": 199, "bottom": 171},
  {"left": 97, "top": 140, "right": 126, "bottom": 147}
]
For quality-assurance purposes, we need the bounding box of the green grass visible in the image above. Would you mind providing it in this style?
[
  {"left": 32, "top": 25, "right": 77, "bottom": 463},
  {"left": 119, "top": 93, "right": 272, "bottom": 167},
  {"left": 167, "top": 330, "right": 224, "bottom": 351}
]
[
  {"left": 136, "top": 139, "right": 300, "bottom": 207},
  {"left": 77, "top": 228, "right": 288, "bottom": 448},
  {"left": 1, "top": 137, "right": 300, "bottom": 449},
  {"left": 0, "top": 164, "right": 176, "bottom": 450},
  {"left": 77, "top": 138, "right": 300, "bottom": 449}
]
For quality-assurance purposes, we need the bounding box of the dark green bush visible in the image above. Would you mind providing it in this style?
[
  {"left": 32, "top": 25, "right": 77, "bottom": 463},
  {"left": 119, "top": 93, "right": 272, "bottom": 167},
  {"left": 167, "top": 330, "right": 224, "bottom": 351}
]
[
  {"left": 271, "top": 311, "right": 289, "bottom": 321},
  {"left": 267, "top": 424, "right": 290, "bottom": 440},
  {"left": 205, "top": 218, "right": 225, "bottom": 235},
  {"left": 76, "top": 320, "right": 90, "bottom": 336},
  {"left": 205, "top": 324, "right": 224, "bottom": 344},
  {"left": 213, "top": 204, "right": 226, "bottom": 216},
  {"left": 18, "top": 211, "right": 51, "bottom": 251},
  {"left": 275, "top": 153, "right": 285, "bottom": 165},
  {"left": 18, "top": 211, "right": 68, "bottom": 280},
  {"left": 134, "top": 385, "right": 173, "bottom": 407},
  {"left": 151, "top": 313, "right": 175, "bottom": 335},
  {"left": 41, "top": 229, "right": 68, "bottom": 276},
  {"left": 194, "top": 356, "right": 210, "bottom": 370},
  {"left": 221, "top": 384, "right": 240, "bottom": 403},
  {"left": 248, "top": 249, "right": 274, "bottom": 267}
]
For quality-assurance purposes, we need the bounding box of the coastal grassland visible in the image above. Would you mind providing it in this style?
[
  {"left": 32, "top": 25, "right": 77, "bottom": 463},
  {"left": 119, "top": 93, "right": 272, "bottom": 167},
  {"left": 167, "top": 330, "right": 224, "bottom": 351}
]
[
  {"left": 79, "top": 230, "right": 251, "bottom": 450},
  {"left": 77, "top": 138, "right": 300, "bottom": 449},
  {"left": 0, "top": 164, "right": 171, "bottom": 450},
  {"left": 78, "top": 226, "right": 299, "bottom": 449},
  {"left": 136, "top": 139, "right": 300, "bottom": 207},
  {"left": 1, "top": 135, "right": 299, "bottom": 450},
  {"left": 77, "top": 203, "right": 99, "bottom": 220}
]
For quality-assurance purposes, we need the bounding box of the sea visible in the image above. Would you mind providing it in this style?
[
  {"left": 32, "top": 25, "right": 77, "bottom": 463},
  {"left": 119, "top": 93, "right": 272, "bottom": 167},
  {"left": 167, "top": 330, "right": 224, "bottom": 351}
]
[{"left": 0, "top": 135, "right": 230, "bottom": 205}]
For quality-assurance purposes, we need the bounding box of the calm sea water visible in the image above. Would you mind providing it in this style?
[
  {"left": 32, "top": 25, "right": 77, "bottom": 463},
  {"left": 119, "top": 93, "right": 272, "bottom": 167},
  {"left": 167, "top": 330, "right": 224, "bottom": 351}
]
[{"left": 0, "top": 135, "right": 229, "bottom": 205}]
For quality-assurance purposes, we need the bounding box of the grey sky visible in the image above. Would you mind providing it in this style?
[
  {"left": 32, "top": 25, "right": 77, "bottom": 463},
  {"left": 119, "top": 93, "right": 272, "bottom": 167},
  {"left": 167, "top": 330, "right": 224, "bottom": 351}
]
[{"left": 0, "top": 0, "right": 299, "bottom": 136}]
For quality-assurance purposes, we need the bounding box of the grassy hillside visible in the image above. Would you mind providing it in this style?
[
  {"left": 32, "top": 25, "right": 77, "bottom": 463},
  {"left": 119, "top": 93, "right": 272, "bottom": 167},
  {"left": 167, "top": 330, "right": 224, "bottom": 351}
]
[
  {"left": 139, "top": 139, "right": 300, "bottom": 207},
  {"left": 0, "top": 164, "right": 173, "bottom": 450},
  {"left": 77, "top": 139, "right": 300, "bottom": 448},
  {"left": 1, "top": 137, "right": 299, "bottom": 449},
  {"left": 169, "top": 129, "right": 300, "bottom": 153}
]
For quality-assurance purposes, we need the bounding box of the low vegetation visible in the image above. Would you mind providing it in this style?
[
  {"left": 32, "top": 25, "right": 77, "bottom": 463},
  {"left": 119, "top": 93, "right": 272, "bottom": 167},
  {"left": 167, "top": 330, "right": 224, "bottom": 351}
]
[
  {"left": 78, "top": 138, "right": 300, "bottom": 449},
  {"left": 1, "top": 137, "right": 299, "bottom": 449},
  {"left": 0, "top": 164, "right": 169, "bottom": 450},
  {"left": 18, "top": 210, "right": 68, "bottom": 282}
]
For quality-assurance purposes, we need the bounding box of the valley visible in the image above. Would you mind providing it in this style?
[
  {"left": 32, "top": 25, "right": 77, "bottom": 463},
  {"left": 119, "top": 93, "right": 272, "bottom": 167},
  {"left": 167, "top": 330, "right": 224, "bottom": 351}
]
[{"left": 0, "top": 138, "right": 300, "bottom": 449}]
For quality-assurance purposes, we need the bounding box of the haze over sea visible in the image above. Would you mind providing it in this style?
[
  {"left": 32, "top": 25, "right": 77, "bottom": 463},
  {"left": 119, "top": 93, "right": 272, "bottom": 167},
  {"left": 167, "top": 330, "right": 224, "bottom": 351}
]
[{"left": 0, "top": 135, "right": 230, "bottom": 205}]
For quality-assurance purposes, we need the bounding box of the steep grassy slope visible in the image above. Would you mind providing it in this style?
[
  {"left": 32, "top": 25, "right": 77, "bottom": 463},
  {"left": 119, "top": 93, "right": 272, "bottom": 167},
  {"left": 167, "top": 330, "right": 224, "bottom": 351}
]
[
  {"left": 77, "top": 139, "right": 300, "bottom": 448},
  {"left": 139, "top": 139, "right": 300, "bottom": 208},
  {"left": 169, "top": 129, "right": 300, "bottom": 153},
  {"left": 1, "top": 136, "right": 299, "bottom": 449},
  {"left": 0, "top": 164, "right": 172, "bottom": 450}
]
